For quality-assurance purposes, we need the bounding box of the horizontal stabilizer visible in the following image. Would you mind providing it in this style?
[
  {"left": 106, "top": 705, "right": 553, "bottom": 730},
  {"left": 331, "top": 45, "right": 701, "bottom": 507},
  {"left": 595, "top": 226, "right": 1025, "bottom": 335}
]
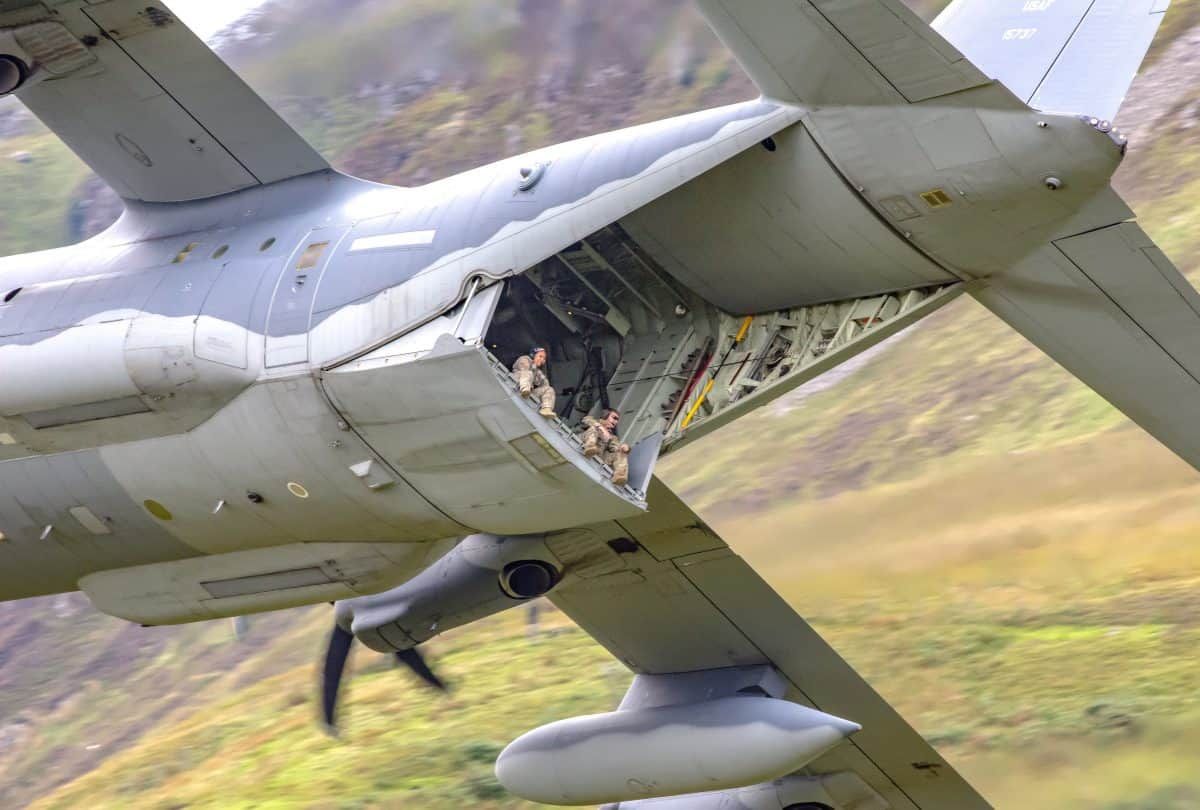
[
  {"left": 974, "top": 216, "right": 1200, "bottom": 471},
  {"left": 934, "top": 0, "right": 1171, "bottom": 122},
  {"left": 694, "top": 0, "right": 989, "bottom": 107}
]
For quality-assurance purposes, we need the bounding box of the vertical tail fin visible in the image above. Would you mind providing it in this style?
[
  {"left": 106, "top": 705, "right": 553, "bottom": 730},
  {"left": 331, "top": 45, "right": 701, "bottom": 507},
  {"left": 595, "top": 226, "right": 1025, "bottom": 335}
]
[{"left": 933, "top": 0, "right": 1171, "bottom": 122}]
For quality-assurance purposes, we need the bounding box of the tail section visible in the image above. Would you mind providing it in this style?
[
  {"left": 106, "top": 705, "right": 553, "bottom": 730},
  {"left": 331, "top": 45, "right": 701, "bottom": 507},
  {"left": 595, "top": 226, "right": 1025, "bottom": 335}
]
[{"left": 933, "top": 0, "right": 1171, "bottom": 122}]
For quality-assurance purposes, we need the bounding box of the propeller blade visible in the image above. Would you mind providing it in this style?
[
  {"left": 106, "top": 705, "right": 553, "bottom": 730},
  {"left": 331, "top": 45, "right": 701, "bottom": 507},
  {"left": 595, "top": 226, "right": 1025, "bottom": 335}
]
[
  {"left": 321, "top": 624, "right": 355, "bottom": 732},
  {"left": 396, "top": 647, "right": 449, "bottom": 692}
]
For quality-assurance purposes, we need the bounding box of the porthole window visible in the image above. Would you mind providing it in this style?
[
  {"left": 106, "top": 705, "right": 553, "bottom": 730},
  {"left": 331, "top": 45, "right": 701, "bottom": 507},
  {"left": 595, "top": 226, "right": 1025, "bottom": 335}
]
[
  {"left": 211, "top": 244, "right": 229, "bottom": 260},
  {"left": 143, "top": 499, "right": 173, "bottom": 521},
  {"left": 172, "top": 242, "right": 200, "bottom": 264},
  {"left": 3, "top": 287, "right": 21, "bottom": 303},
  {"left": 259, "top": 237, "right": 277, "bottom": 252}
]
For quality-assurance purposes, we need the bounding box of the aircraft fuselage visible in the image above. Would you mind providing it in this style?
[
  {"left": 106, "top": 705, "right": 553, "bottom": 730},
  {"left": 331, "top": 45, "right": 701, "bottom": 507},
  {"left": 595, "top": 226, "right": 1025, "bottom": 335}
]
[{"left": 0, "top": 91, "right": 1126, "bottom": 621}]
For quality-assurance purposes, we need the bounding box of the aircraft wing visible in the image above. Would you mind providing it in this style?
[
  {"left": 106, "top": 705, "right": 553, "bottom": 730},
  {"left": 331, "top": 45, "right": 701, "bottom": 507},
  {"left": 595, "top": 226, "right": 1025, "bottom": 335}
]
[
  {"left": 974, "top": 219, "right": 1200, "bottom": 471},
  {"left": 4, "top": 0, "right": 328, "bottom": 202},
  {"left": 693, "top": 0, "right": 991, "bottom": 107},
  {"left": 549, "top": 477, "right": 990, "bottom": 810}
]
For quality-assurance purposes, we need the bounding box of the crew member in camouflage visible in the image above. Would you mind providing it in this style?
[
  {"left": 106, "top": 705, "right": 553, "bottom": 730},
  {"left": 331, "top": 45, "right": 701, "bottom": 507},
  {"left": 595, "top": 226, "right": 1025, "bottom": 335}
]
[
  {"left": 512, "top": 346, "right": 556, "bottom": 418},
  {"left": 579, "top": 408, "right": 630, "bottom": 487}
]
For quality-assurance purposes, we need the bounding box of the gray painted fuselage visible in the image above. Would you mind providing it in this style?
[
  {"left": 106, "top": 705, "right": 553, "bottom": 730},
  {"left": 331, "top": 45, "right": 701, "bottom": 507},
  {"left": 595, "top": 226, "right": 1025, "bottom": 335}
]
[
  {"left": 0, "top": 100, "right": 795, "bottom": 604},
  {"left": 0, "top": 87, "right": 1127, "bottom": 616}
]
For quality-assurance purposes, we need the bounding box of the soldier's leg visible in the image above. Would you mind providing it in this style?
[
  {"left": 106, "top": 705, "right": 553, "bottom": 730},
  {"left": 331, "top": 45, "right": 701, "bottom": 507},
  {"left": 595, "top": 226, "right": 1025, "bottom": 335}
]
[
  {"left": 514, "top": 368, "right": 533, "bottom": 397},
  {"left": 607, "top": 448, "right": 630, "bottom": 487},
  {"left": 535, "top": 385, "right": 556, "bottom": 418},
  {"left": 581, "top": 426, "right": 602, "bottom": 457}
]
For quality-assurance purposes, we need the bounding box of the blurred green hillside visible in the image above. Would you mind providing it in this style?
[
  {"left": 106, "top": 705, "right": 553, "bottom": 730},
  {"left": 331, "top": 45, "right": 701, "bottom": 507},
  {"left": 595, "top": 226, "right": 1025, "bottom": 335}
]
[{"left": 3, "top": 1, "right": 1200, "bottom": 808}]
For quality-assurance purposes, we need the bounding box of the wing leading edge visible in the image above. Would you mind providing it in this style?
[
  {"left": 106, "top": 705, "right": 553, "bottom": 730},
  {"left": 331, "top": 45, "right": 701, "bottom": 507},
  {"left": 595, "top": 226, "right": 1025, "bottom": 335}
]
[
  {"left": 10, "top": 0, "right": 328, "bottom": 202},
  {"left": 549, "top": 478, "right": 991, "bottom": 810}
]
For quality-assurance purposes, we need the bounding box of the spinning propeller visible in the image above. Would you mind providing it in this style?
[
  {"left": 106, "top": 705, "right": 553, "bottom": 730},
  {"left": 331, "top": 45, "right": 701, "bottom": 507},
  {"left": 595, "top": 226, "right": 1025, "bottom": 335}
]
[
  {"left": 314, "top": 534, "right": 562, "bottom": 732},
  {"left": 320, "top": 622, "right": 448, "bottom": 732}
]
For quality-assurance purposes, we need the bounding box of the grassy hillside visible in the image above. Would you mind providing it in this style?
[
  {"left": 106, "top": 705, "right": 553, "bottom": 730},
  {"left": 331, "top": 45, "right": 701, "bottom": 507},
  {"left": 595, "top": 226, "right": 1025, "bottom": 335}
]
[{"left": 3, "top": 1, "right": 1200, "bottom": 808}]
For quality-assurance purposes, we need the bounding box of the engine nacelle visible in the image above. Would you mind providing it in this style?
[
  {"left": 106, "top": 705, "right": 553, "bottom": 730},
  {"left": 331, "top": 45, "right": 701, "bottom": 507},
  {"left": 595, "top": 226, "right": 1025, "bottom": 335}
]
[
  {"left": 0, "top": 23, "right": 97, "bottom": 98},
  {"left": 335, "top": 533, "right": 562, "bottom": 653},
  {"left": 0, "top": 32, "right": 34, "bottom": 96},
  {"left": 495, "top": 696, "right": 861, "bottom": 806}
]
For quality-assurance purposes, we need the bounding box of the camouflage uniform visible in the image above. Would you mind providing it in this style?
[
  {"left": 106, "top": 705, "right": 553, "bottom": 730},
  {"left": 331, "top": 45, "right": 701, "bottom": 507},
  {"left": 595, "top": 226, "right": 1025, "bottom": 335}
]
[
  {"left": 512, "top": 354, "right": 556, "bottom": 417},
  {"left": 579, "top": 416, "right": 630, "bottom": 487}
]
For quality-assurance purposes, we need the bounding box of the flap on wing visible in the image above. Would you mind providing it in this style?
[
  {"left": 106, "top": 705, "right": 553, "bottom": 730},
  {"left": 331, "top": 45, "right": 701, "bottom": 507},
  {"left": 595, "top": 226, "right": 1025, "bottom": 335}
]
[
  {"left": 694, "top": 0, "right": 990, "bottom": 107},
  {"left": 974, "top": 219, "right": 1200, "bottom": 470},
  {"left": 548, "top": 477, "right": 991, "bottom": 810},
  {"left": 12, "top": 1, "right": 328, "bottom": 202}
]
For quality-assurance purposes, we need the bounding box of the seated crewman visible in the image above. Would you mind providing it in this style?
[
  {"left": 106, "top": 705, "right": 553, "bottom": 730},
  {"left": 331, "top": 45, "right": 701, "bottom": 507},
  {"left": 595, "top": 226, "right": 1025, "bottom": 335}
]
[
  {"left": 511, "top": 346, "right": 556, "bottom": 418},
  {"left": 579, "top": 408, "right": 631, "bottom": 487}
]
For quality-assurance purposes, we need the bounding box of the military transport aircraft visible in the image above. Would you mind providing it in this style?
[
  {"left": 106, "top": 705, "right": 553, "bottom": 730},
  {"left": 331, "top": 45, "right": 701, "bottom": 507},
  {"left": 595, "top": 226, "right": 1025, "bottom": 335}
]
[{"left": 0, "top": 0, "right": 1187, "bottom": 807}]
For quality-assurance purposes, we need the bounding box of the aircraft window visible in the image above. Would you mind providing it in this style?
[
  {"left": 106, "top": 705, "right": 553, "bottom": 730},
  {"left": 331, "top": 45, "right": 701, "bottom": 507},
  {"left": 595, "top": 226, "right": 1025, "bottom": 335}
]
[
  {"left": 0, "top": 530, "right": 7, "bottom": 542},
  {"left": 211, "top": 244, "right": 229, "bottom": 260},
  {"left": 143, "top": 499, "right": 173, "bottom": 521},
  {"left": 296, "top": 241, "right": 330, "bottom": 270},
  {"left": 762, "top": 136, "right": 778, "bottom": 152},
  {"left": 3, "top": 287, "right": 21, "bottom": 303},
  {"left": 172, "top": 242, "right": 200, "bottom": 264},
  {"left": 259, "top": 237, "right": 277, "bottom": 252}
]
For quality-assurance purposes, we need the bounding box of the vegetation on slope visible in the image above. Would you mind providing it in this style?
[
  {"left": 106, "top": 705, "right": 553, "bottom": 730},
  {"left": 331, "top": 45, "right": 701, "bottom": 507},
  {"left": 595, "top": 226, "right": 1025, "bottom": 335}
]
[{"left": 2, "top": 1, "right": 1200, "bottom": 808}]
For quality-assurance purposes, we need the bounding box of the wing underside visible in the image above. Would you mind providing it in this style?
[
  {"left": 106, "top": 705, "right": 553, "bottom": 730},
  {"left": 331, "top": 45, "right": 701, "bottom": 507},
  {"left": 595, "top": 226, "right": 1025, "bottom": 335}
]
[
  {"left": 5, "top": 0, "right": 328, "bottom": 202},
  {"left": 549, "top": 478, "right": 991, "bottom": 810},
  {"left": 975, "top": 220, "right": 1200, "bottom": 470}
]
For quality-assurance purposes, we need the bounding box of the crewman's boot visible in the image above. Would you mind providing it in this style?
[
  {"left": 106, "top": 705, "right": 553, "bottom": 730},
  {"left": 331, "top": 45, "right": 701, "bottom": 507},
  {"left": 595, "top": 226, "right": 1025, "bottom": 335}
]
[
  {"left": 611, "top": 454, "right": 629, "bottom": 487},
  {"left": 539, "top": 406, "right": 556, "bottom": 418}
]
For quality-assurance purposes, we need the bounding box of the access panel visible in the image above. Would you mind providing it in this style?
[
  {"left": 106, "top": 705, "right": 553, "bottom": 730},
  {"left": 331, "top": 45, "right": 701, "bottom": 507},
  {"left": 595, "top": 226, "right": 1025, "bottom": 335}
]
[{"left": 265, "top": 228, "right": 348, "bottom": 367}]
